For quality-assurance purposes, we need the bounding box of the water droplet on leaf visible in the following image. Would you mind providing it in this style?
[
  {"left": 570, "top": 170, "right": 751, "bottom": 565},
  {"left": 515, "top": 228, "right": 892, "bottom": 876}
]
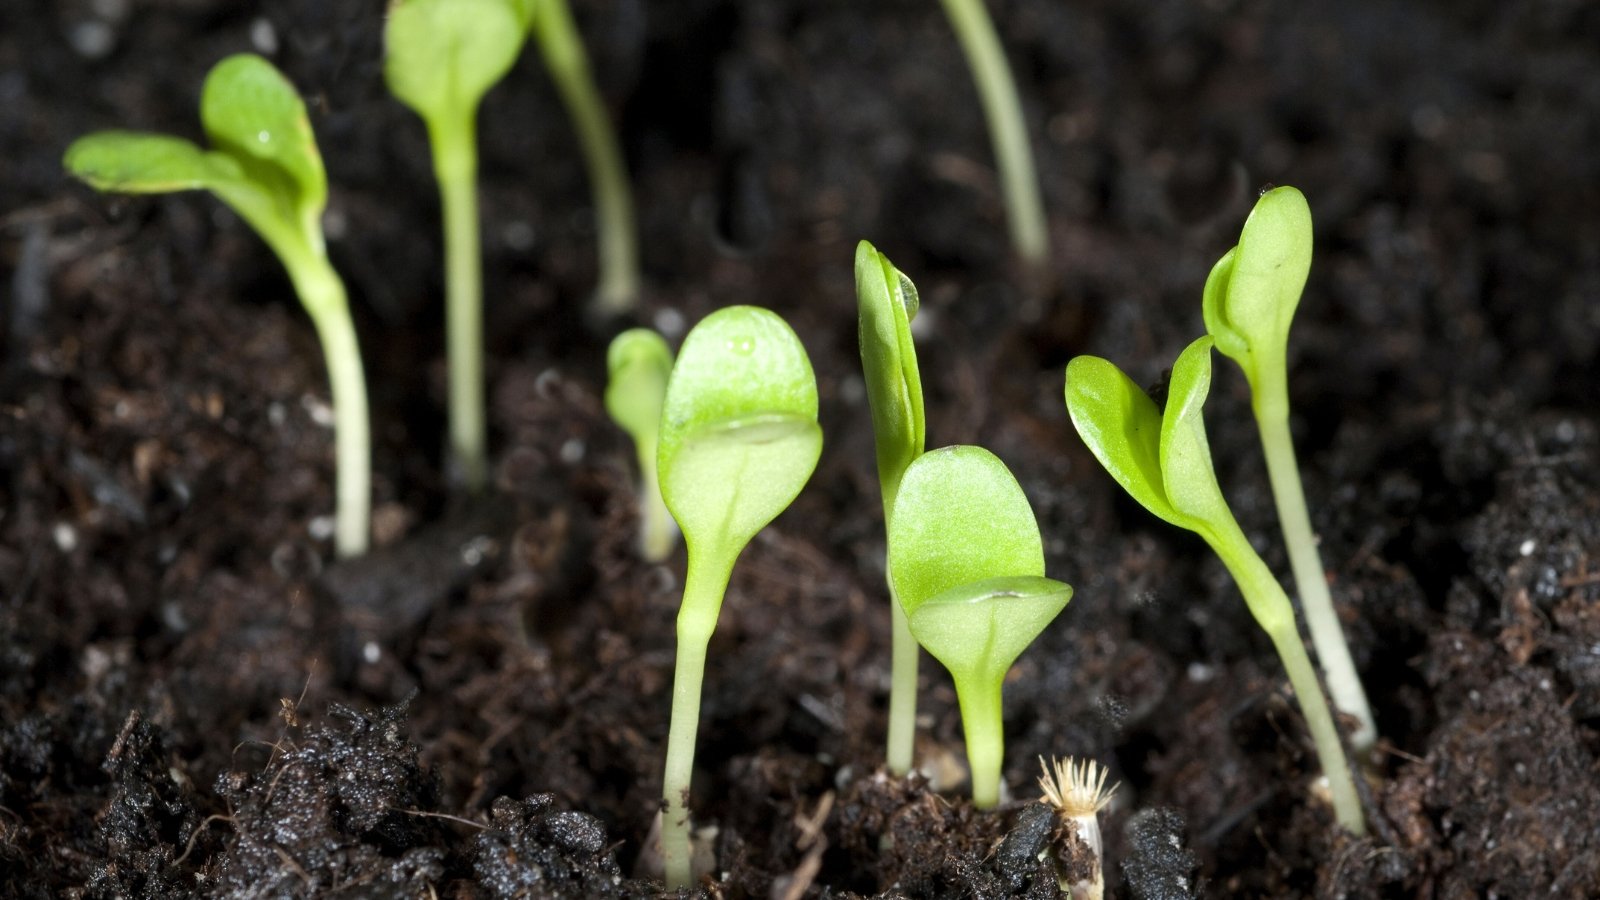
[{"left": 896, "top": 271, "right": 920, "bottom": 320}]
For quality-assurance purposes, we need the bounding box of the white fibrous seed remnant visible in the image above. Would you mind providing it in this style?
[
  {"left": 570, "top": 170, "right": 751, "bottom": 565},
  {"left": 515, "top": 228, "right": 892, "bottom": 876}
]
[{"left": 1037, "top": 756, "right": 1118, "bottom": 900}]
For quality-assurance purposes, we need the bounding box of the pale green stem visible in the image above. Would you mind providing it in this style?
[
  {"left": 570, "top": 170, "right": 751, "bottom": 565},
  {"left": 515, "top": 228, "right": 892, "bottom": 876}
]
[
  {"left": 534, "top": 0, "right": 640, "bottom": 314},
  {"left": 953, "top": 674, "right": 1005, "bottom": 809},
  {"left": 883, "top": 481, "right": 919, "bottom": 776},
  {"left": 661, "top": 551, "right": 734, "bottom": 889},
  {"left": 637, "top": 441, "right": 677, "bottom": 562},
  {"left": 1255, "top": 385, "right": 1376, "bottom": 754},
  {"left": 1210, "top": 525, "right": 1366, "bottom": 835},
  {"left": 886, "top": 584, "right": 919, "bottom": 775},
  {"left": 936, "top": 0, "right": 1049, "bottom": 266},
  {"left": 285, "top": 253, "right": 371, "bottom": 558},
  {"left": 430, "top": 111, "right": 489, "bottom": 494}
]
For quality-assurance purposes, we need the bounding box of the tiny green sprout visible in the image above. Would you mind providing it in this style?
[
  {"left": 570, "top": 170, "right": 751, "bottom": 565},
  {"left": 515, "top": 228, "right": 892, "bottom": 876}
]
[
  {"left": 605, "top": 328, "right": 676, "bottom": 562},
  {"left": 64, "top": 54, "right": 372, "bottom": 558},
  {"left": 888, "top": 445, "right": 1072, "bottom": 809},
  {"left": 855, "top": 239, "right": 927, "bottom": 776},
  {"left": 1203, "top": 185, "right": 1376, "bottom": 754},
  {"left": 937, "top": 0, "right": 1049, "bottom": 267},
  {"left": 528, "top": 0, "right": 640, "bottom": 314},
  {"left": 1064, "top": 337, "right": 1366, "bottom": 834},
  {"left": 385, "top": 0, "right": 531, "bottom": 493},
  {"left": 656, "top": 306, "right": 822, "bottom": 889}
]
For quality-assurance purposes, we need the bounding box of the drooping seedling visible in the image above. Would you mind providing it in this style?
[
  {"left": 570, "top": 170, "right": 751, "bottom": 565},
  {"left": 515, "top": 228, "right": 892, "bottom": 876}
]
[
  {"left": 1064, "top": 337, "right": 1366, "bottom": 834},
  {"left": 64, "top": 54, "right": 372, "bottom": 558},
  {"left": 855, "top": 240, "right": 927, "bottom": 776},
  {"left": 656, "top": 306, "right": 822, "bottom": 889},
  {"left": 605, "top": 328, "right": 676, "bottom": 562},
  {"left": 528, "top": 0, "right": 640, "bottom": 314},
  {"left": 1202, "top": 185, "right": 1376, "bottom": 753},
  {"left": 937, "top": 0, "right": 1049, "bottom": 267},
  {"left": 888, "top": 445, "right": 1072, "bottom": 809},
  {"left": 385, "top": 0, "right": 532, "bottom": 493}
]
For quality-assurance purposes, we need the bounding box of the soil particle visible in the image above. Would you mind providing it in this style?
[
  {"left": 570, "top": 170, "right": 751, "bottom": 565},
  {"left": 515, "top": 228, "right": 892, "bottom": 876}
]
[
  {"left": 471, "top": 794, "right": 654, "bottom": 899},
  {"left": 1119, "top": 808, "right": 1202, "bottom": 900},
  {"left": 209, "top": 700, "right": 446, "bottom": 898}
]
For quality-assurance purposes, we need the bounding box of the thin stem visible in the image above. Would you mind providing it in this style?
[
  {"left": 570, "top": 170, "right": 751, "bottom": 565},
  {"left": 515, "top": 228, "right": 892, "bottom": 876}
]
[
  {"left": 534, "top": 0, "right": 640, "bottom": 314},
  {"left": 952, "top": 674, "right": 1005, "bottom": 809},
  {"left": 661, "top": 551, "right": 734, "bottom": 889},
  {"left": 287, "top": 254, "right": 371, "bottom": 558},
  {"left": 430, "top": 112, "right": 489, "bottom": 493},
  {"left": 1214, "top": 528, "right": 1366, "bottom": 835},
  {"left": 637, "top": 444, "right": 677, "bottom": 562},
  {"left": 1267, "top": 622, "right": 1366, "bottom": 834},
  {"left": 936, "top": 0, "right": 1049, "bottom": 266},
  {"left": 886, "top": 583, "right": 919, "bottom": 775},
  {"left": 1256, "top": 400, "right": 1376, "bottom": 753}
]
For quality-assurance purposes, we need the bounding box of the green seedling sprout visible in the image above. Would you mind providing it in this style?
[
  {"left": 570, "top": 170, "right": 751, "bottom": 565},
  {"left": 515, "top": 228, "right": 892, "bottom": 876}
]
[
  {"left": 855, "top": 240, "right": 927, "bottom": 776},
  {"left": 1064, "top": 337, "right": 1365, "bottom": 834},
  {"left": 887, "top": 445, "right": 1072, "bottom": 809},
  {"left": 605, "top": 328, "right": 676, "bottom": 561},
  {"left": 64, "top": 54, "right": 371, "bottom": 558},
  {"left": 385, "top": 0, "right": 532, "bottom": 493},
  {"left": 528, "top": 0, "right": 640, "bottom": 314},
  {"left": 938, "top": 0, "right": 1049, "bottom": 267},
  {"left": 656, "top": 306, "right": 822, "bottom": 888},
  {"left": 1202, "top": 186, "right": 1376, "bottom": 754}
]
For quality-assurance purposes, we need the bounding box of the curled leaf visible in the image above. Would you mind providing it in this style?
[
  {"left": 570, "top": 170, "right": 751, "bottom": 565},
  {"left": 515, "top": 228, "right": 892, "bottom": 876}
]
[
  {"left": 1201, "top": 186, "right": 1312, "bottom": 384},
  {"left": 856, "top": 240, "right": 926, "bottom": 511}
]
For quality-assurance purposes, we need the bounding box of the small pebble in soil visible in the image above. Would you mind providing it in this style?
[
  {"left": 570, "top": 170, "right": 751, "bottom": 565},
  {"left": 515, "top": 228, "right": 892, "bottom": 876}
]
[
  {"left": 502, "top": 220, "right": 535, "bottom": 251},
  {"left": 250, "top": 17, "right": 278, "bottom": 55},
  {"left": 653, "top": 307, "right": 685, "bottom": 338},
  {"left": 67, "top": 21, "right": 115, "bottom": 59}
]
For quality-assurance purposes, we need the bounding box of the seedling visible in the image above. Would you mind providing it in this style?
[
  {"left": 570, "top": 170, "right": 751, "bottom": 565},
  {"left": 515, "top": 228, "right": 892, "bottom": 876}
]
[
  {"left": 528, "top": 0, "right": 640, "bottom": 314},
  {"left": 855, "top": 240, "right": 927, "bottom": 775},
  {"left": 1037, "top": 756, "right": 1117, "bottom": 900},
  {"left": 64, "top": 54, "right": 372, "bottom": 557},
  {"left": 1064, "top": 337, "right": 1365, "bottom": 834},
  {"left": 1202, "top": 185, "right": 1375, "bottom": 753},
  {"left": 605, "top": 328, "right": 676, "bottom": 561},
  {"left": 938, "top": 0, "right": 1049, "bottom": 267},
  {"left": 656, "top": 306, "right": 822, "bottom": 888},
  {"left": 888, "top": 445, "right": 1072, "bottom": 809},
  {"left": 385, "top": 0, "right": 532, "bottom": 492}
]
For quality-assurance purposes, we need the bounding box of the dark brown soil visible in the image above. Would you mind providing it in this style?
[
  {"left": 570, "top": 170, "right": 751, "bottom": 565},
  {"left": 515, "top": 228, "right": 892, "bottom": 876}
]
[{"left": 4, "top": 0, "right": 1599, "bottom": 897}]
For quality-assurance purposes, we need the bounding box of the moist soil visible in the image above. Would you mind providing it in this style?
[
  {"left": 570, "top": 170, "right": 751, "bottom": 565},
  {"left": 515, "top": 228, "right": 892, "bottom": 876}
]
[{"left": 4, "top": 0, "right": 1599, "bottom": 897}]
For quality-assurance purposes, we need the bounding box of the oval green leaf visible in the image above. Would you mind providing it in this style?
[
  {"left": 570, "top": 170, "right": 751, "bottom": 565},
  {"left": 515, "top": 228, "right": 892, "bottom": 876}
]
[
  {"left": 855, "top": 240, "right": 925, "bottom": 512},
  {"left": 888, "top": 445, "right": 1044, "bottom": 613},
  {"left": 907, "top": 574, "right": 1072, "bottom": 684},
  {"left": 199, "top": 54, "right": 327, "bottom": 222},
  {"left": 658, "top": 306, "right": 821, "bottom": 555},
  {"left": 63, "top": 132, "right": 243, "bottom": 195},
  {"left": 605, "top": 328, "right": 673, "bottom": 443},
  {"left": 385, "top": 0, "right": 528, "bottom": 124},
  {"left": 1064, "top": 356, "right": 1181, "bottom": 527}
]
